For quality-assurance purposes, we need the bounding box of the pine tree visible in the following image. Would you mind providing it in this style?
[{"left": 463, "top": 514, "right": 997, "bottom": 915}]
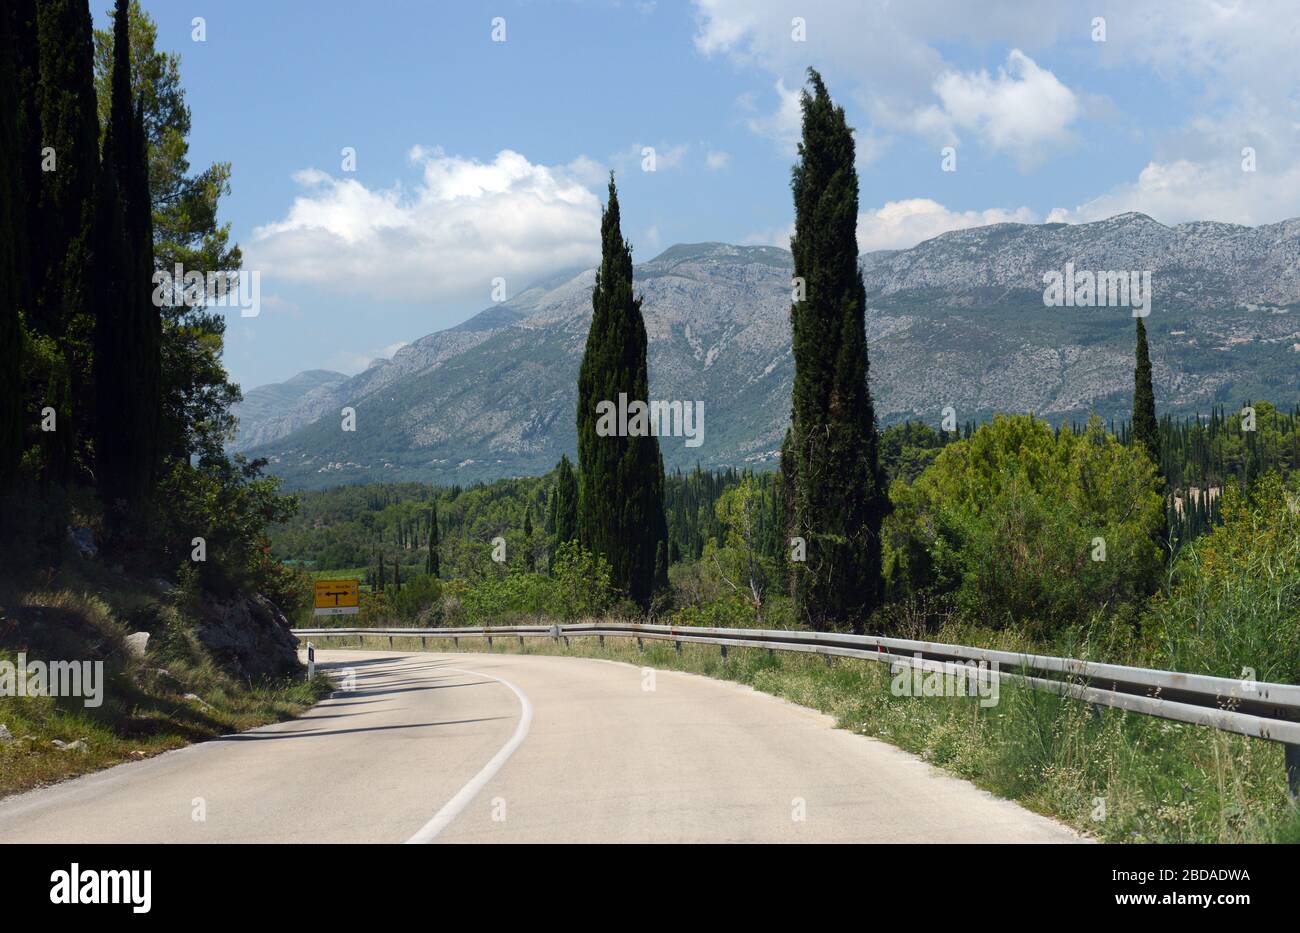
[
  {"left": 1132, "top": 317, "right": 1160, "bottom": 470},
  {"left": 425, "top": 503, "right": 440, "bottom": 577},
  {"left": 781, "top": 70, "right": 888, "bottom": 634},
  {"left": 575, "top": 177, "right": 668, "bottom": 609},
  {"left": 0, "top": 5, "right": 25, "bottom": 486},
  {"left": 94, "top": 0, "right": 161, "bottom": 507}
]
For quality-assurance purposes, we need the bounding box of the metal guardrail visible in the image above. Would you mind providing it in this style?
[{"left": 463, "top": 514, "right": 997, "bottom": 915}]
[{"left": 294, "top": 622, "right": 1300, "bottom": 797}]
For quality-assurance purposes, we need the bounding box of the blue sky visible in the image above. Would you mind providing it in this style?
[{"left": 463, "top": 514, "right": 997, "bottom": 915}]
[{"left": 111, "top": 1, "right": 1300, "bottom": 390}]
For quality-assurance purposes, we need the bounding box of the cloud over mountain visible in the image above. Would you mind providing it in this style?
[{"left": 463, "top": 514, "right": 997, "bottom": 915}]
[{"left": 246, "top": 147, "right": 602, "bottom": 306}]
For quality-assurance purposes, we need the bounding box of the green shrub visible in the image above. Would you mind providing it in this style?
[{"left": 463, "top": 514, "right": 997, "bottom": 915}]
[
  {"left": 546, "top": 541, "right": 616, "bottom": 620},
  {"left": 670, "top": 591, "right": 756, "bottom": 628},
  {"left": 447, "top": 542, "right": 616, "bottom": 624},
  {"left": 884, "top": 415, "right": 1164, "bottom": 636},
  {"left": 387, "top": 573, "right": 442, "bottom": 622}
]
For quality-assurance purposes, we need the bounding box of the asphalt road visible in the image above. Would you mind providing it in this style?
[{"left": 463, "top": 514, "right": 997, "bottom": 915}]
[{"left": 0, "top": 650, "right": 1084, "bottom": 843}]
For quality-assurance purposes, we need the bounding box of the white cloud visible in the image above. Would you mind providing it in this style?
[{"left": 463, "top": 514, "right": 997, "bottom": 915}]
[
  {"left": 916, "top": 50, "right": 1078, "bottom": 169},
  {"left": 247, "top": 148, "right": 602, "bottom": 306},
  {"left": 1048, "top": 0, "right": 1300, "bottom": 226},
  {"left": 1094, "top": 0, "right": 1300, "bottom": 97},
  {"left": 745, "top": 198, "right": 1038, "bottom": 253},
  {"left": 694, "top": 1, "right": 1077, "bottom": 165},
  {"left": 1048, "top": 158, "right": 1300, "bottom": 227},
  {"left": 740, "top": 78, "right": 803, "bottom": 153},
  {"left": 695, "top": 0, "right": 1300, "bottom": 225},
  {"left": 705, "top": 149, "right": 731, "bottom": 170},
  {"left": 563, "top": 154, "right": 608, "bottom": 187},
  {"left": 857, "top": 198, "right": 1038, "bottom": 251}
]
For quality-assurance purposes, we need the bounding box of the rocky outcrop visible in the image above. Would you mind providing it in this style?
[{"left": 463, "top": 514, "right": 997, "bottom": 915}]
[{"left": 195, "top": 594, "right": 301, "bottom": 681}]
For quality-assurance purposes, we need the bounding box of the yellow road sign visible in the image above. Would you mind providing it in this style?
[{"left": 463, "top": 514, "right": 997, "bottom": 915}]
[{"left": 314, "top": 579, "right": 360, "bottom": 616}]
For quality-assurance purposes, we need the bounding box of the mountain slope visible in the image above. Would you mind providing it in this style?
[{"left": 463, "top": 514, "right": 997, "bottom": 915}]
[
  {"left": 241, "top": 215, "right": 1300, "bottom": 488},
  {"left": 230, "top": 369, "right": 349, "bottom": 451}
]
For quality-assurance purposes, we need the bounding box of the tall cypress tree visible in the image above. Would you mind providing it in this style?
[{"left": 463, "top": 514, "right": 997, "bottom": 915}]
[
  {"left": 576, "top": 176, "right": 668, "bottom": 609},
  {"left": 523, "top": 507, "right": 535, "bottom": 573},
  {"left": 1132, "top": 317, "right": 1160, "bottom": 469},
  {"left": 781, "top": 70, "right": 888, "bottom": 634},
  {"left": 6, "top": 0, "right": 42, "bottom": 488},
  {"left": 94, "top": 0, "right": 161, "bottom": 506},
  {"left": 1132, "top": 316, "right": 1171, "bottom": 550},
  {"left": 552, "top": 454, "right": 578, "bottom": 548},
  {"left": 426, "top": 503, "right": 440, "bottom": 577},
  {"left": 0, "top": 5, "right": 25, "bottom": 487},
  {"left": 10, "top": 1, "right": 40, "bottom": 317},
  {"left": 35, "top": 0, "right": 99, "bottom": 483}
]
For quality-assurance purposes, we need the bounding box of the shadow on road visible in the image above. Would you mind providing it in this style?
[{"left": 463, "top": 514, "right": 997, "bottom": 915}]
[{"left": 215, "top": 717, "right": 509, "bottom": 741}]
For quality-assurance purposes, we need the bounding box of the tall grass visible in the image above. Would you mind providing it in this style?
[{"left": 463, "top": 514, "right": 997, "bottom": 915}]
[{"left": 1147, "top": 476, "right": 1300, "bottom": 681}]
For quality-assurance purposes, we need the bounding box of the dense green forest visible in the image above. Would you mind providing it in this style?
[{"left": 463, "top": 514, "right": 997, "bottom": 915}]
[
  {"left": 271, "top": 407, "right": 1300, "bottom": 577},
  {"left": 270, "top": 403, "right": 1300, "bottom": 643}
]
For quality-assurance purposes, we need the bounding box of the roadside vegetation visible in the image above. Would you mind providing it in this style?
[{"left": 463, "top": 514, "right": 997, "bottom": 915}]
[{"left": 0, "top": 2, "right": 324, "bottom": 799}]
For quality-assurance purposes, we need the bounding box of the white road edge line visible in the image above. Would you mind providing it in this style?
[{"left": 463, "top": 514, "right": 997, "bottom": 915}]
[{"left": 404, "top": 665, "right": 533, "bottom": 844}]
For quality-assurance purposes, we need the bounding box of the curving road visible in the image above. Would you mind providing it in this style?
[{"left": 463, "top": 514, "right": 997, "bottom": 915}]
[{"left": 0, "top": 650, "right": 1084, "bottom": 843}]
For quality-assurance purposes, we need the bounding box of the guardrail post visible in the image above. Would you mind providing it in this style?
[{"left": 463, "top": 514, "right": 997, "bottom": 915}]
[
  {"left": 453, "top": 636, "right": 459, "bottom": 648},
  {"left": 720, "top": 644, "right": 728, "bottom": 662},
  {"left": 598, "top": 634, "right": 604, "bottom": 648},
  {"left": 519, "top": 635, "right": 525, "bottom": 648},
  {"left": 675, "top": 640, "right": 681, "bottom": 658},
  {"left": 1287, "top": 744, "right": 1300, "bottom": 802},
  {"left": 421, "top": 636, "right": 427, "bottom": 649},
  {"left": 487, "top": 635, "right": 493, "bottom": 649},
  {"left": 824, "top": 654, "right": 833, "bottom": 670},
  {"left": 563, "top": 635, "right": 570, "bottom": 648},
  {"left": 357, "top": 634, "right": 363, "bottom": 648},
  {"left": 637, "top": 637, "right": 644, "bottom": 653},
  {"left": 388, "top": 635, "right": 394, "bottom": 648}
]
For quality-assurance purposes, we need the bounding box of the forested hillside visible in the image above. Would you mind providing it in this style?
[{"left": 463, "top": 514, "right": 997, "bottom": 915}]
[{"left": 270, "top": 404, "right": 1300, "bottom": 630}]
